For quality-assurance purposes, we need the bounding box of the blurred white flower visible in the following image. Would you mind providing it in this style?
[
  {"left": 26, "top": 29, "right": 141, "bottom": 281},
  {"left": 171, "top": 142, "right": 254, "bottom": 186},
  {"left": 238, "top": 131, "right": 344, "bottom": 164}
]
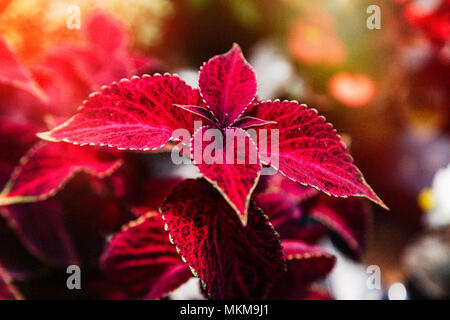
[
  {"left": 249, "top": 41, "right": 305, "bottom": 100},
  {"left": 169, "top": 277, "right": 205, "bottom": 300},
  {"left": 424, "top": 163, "right": 450, "bottom": 228},
  {"left": 322, "top": 240, "right": 384, "bottom": 300},
  {"left": 402, "top": 228, "right": 450, "bottom": 299}
]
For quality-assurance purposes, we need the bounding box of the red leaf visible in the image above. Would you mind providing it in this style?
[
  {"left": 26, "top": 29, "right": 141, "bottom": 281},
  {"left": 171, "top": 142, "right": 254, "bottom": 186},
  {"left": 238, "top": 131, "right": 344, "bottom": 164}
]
[
  {"left": 142, "top": 263, "right": 192, "bottom": 300},
  {"left": 232, "top": 116, "right": 277, "bottom": 129},
  {"left": 255, "top": 191, "right": 302, "bottom": 229},
  {"left": 85, "top": 11, "right": 128, "bottom": 53},
  {"left": 0, "top": 142, "right": 122, "bottom": 206},
  {"left": 100, "top": 212, "right": 191, "bottom": 299},
  {"left": 160, "top": 179, "right": 286, "bottom": 299},
  {"left": 0, "top": 121, "right": 37, "bottom": 188},
  {"left": 255, "top": 186, "right": 327, "bottom": 243},
  {"left": 38, "top": 74, "right": 204, "bottom": 151},
  {"left": 310, "top": 196, "right": 371, "bottom": 259},
  {"left": 69, "top": 48, "right": 133, "bottom": 89},
  {"left": 57, "top": 174, "right": 134, "bottom": 235},
  {"left": 0, "top": 216, "right": 44, "bottom": 280},
  {"left": 265, "top": 174, "right": 320, "bottom": 204},
  {"left": 0, "top": 37, "right": 44, "bottom": 101},
  {"left": 283, "top": 240, "right": 335, "bottom": 282},
  {"left": 31, "top": 48, "right": 94, "bottom": 117},
  {"left": 268, "top": 240, "right": 335, "bottom": 299},
  {"left": 130, "top": 177, "right": 183, "bottom": 216},
  {"left": 246, "top": 100, "right": 387, "bottom": 209},
  {"left": 174, "top": 104, "right": 218, "bottom": 124},
  {"left": 0, "top": 266, "right": 21, "bottom": 300},
  {"left": 302, "top": 288, "right": 333, "bottom": 300},
  {"left": 0, "top": 199, "right": 79, "bottom": 265},
  {"left": 199, "top": 44, "right": 257, "bottom": 126},
  {"left": 287, "top": 224, "right": 328, "bottom": 244},
  {"left": 191, "top": 126, "right": 261, "bottom": 225}
]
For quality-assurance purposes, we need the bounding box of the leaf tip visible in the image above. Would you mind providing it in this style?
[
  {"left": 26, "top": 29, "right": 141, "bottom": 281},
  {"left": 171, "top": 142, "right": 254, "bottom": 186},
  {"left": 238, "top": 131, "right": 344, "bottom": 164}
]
[
  {"left": 238, "top": 211, "right": 249, "bottom": 227},
  {"left": 36, "top": 131, "right": 57, "bottom": 142},
  {"left": 231, "top": 42, "right": 242, "bottom": 53},
  {"left": 374, "top": 196, "right": 389, "bottom": 211}
]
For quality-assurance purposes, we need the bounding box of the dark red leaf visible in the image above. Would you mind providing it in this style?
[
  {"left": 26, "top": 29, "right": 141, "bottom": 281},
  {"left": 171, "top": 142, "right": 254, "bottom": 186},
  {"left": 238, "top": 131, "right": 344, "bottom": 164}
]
[
  {"left": 0, "top": 217, "right": 43, "bottom": 280},
  {"left": 255, "top": 188, "right": 327, "bottom": 243},
  {"left": 0, "top": 199, "right": 79, "bottom": 265},
  {"left": 268, "top": 240, "right": 335, "bottom": 299},
  {"left": 100, "top": 212, "right": 191, "bottom": 299},
  {"left": 232, "top": 116, "right": 277, "bottom": 129},
  {"left": 310, "top": 195, "right": 371, "bottom": 259},
  {"left": 0, "top": 266, "right": 21, "bottom": 300},
  {"left": 302, "top": 288, "right": 333, "bottom": 300},
  {"left": 174, "top": 104, "right": 218, "bottom": 124},
  {"left": 130, "top": 177, "right": 183, "bottom": 216},
  {"left": 0, "top": 121, "right": 37, "bottom": 188},
  {"left": 160, "top": 179, "right": 286, "bottom": 299},
  {"left": 57, "top": 174, "right": 134, "bottom": 235},
  {"left": 255, "top": 191, "right": 302, "bottom": 229},
  {"left": 286, "top": 224, "right": 328, "bottom": 244}
]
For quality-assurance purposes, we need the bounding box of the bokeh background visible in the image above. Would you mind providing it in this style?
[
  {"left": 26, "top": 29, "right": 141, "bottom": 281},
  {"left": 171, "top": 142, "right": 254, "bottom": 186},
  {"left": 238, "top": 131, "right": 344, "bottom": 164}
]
[{"left": 0, "top": 0, "right": 449, "bottom": 299}]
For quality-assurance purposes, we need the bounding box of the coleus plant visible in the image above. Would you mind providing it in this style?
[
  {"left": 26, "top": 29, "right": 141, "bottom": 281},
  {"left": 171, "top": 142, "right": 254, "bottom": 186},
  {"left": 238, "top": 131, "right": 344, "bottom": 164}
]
[
  {"left": 38, "top": 43, "right": 387, "bottom": 223},
  {"left": 35, "top": 44, "right": 387, "bottom": 299}
]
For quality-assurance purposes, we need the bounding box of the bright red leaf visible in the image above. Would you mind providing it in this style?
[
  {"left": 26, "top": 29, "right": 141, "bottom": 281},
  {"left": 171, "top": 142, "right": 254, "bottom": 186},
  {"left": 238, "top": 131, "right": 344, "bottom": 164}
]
[
  {"left": 160, "top": 179, "right": 286, "bottom": 299},
  {"left": 0, "top": 37, "right": 44, "bottom": 101},
  {"left": 39, "top": 74, "right": 204, "bottom": 151},
  {"left": 191, "top": 126, "right": 261, "bottom": 225},
  {"left": 199, "top": 43, "right": 256, "bottom": 126},
  {"left": 85, "top": 11, "right": 128, "bottom": 53},
  {"left": 246, "top": 100, "right": 387, "bottom": 209},
  {"left": 264, "top": 173, "right": 320, "bottom": 204}
]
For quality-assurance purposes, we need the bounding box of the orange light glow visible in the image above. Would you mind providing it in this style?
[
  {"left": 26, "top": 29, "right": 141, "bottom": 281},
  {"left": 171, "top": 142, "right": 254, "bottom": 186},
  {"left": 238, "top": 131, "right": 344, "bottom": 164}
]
[{"left": 328, "top": 72, "right": 376, "bottom": 108}]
